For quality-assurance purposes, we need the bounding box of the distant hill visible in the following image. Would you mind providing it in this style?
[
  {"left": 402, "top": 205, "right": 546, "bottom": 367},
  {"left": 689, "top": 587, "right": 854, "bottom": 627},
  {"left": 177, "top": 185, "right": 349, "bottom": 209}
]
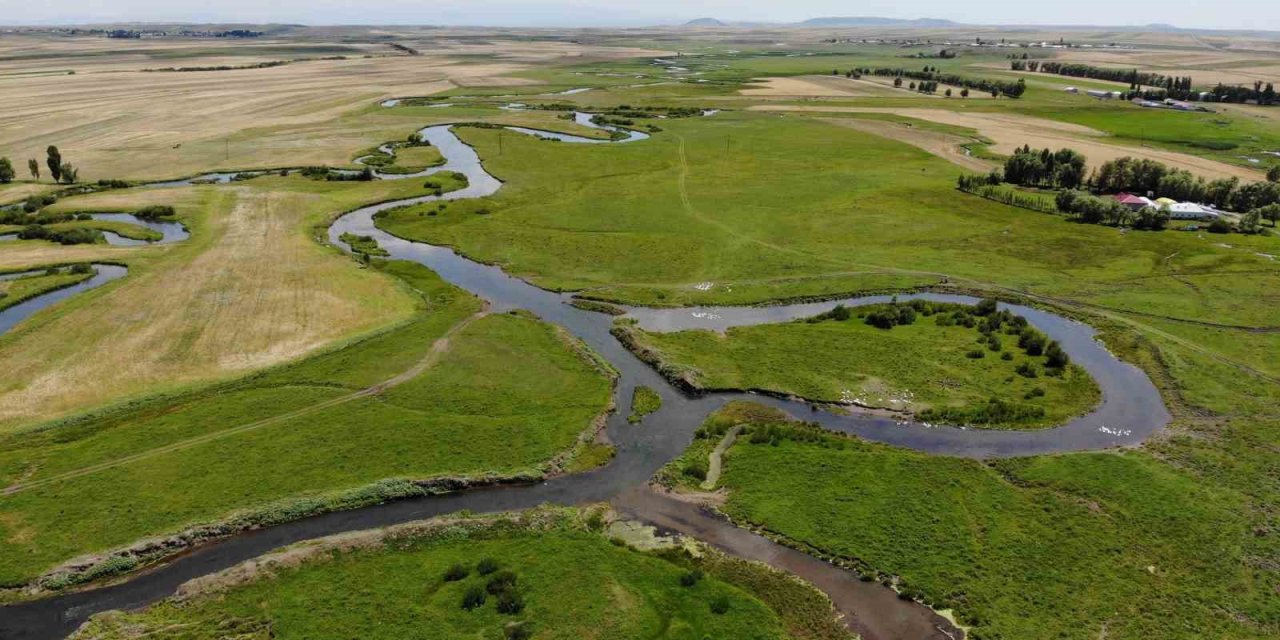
[
  {"left": 684, "top": 18, "right": 727, "bottom": 27},
  {"left": 798, "top": 16, "right": 962, "bottom": 28}
]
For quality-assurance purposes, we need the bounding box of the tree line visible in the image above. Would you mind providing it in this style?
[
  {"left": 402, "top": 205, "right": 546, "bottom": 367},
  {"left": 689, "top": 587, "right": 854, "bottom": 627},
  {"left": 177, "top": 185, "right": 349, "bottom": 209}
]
[
  {"left": 845, "top": 66, "right": 1026, "bottom": 98},
  {"left": 1091, "top": 156, "right": 1280, "bottom": 213},
  {"left": 1011, "top": 60, "right": 1276, "bottom": 104},
  {"left": 0, "top": 147, "right": 78, "bottom": 185}
]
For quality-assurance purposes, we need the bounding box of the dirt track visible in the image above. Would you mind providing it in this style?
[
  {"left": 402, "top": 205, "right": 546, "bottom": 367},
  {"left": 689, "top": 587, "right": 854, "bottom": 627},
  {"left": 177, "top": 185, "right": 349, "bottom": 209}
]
[{"left": 821, "top": 117, "right": 997, "bottom": 172}]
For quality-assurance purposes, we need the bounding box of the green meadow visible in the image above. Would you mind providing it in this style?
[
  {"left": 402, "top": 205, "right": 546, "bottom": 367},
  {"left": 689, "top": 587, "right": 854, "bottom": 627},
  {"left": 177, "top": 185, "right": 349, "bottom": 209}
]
[
  {"left": 0, "top": 261, "right": 613, "bottom": 589},
  {"left": 622, "top": 302, "right": 1099, "bottom": 428},
  {"left": 73, "top": 509, "right": 850, "bottom": 640},
  {"left": 687, "top": 402, "right": 1278, "bottom": 640}
]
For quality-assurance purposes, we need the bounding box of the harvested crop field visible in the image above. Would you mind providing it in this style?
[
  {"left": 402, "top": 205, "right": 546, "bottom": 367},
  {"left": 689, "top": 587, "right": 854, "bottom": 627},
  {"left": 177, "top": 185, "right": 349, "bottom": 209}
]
[
  {"left": 0, "top": 35, "right": 668, "bottom": 179},
  {"left": 0, "top": 180, "right": 433, "bottom": 431},
  {"left": 750, "top": 105, "right": 1264, "bottom": 180},
  {"left": 739, "top": 75, "right": 901, "bottom": 98}
]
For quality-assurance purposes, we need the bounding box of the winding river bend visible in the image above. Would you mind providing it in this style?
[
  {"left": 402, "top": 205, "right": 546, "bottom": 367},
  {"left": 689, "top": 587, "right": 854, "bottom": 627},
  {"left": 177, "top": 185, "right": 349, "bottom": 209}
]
[{"left": 0, "top": 116, "right": 1170, "bottom": 640}]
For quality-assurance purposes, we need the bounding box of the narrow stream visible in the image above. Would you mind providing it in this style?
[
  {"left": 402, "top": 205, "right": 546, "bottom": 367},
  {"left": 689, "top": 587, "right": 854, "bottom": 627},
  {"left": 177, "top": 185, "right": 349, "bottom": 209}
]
[
  {"left": 0, "top": 265, "right": 127, "bottom": 336},
  {"left": 0, "top": 117, "right": 1170, "bottom": 639}
]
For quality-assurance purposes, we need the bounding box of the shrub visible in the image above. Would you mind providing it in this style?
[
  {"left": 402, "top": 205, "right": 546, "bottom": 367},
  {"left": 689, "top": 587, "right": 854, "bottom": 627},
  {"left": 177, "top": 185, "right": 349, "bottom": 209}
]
[
  {"left": 477, "top": 558, "right": 499, "bottom": 575},
  {"left": 865, "top": 309, "right": 899, "bottom": 329},
  {"left": 1025, "top": 387, "right": 1046, "bottom": 399},
  {"left": 710, "top": 595, "right": 731, "bottom": 614},
  {"left": 682, "top": 464, "right": 707, "bottom": 481},
  {"left": 1015, "top": 362, "right": 1039, "bottom": 378},
  {"left": 975, "top": 298, "right": 998, "bottom": 315},
  {"left": 70, "top": 263, "right": 93, "bottom": 275},
  {"left": 1018, "top": 329, "right": 1046, "bottom": 356},
  {"left": 966, "top": 349, "right": 986, "bottom": 359},
  {"left": 135, "top": 205, "right": 176, "bottom": 219},
  {"left": 1207, "top": 218, "right": 1233, "bottom": 234},
  {"left": 461, "top": 585, "right": 487, "bottom": 610},
  {"left": 486, "top": 570, "right": 517, "bottom": 595},
  {"left": 496, "top": 590, "right": 525, "bottom": 614},
  {"left": 1045, "top": 341, "right": 1070, "bottom": 368},
  {"left": 680, "top": 569, "right": 704, "bottom": 587},
  {"left": 1001, "top": 352, "right": 1014, "bottom": 361},
  {"left": 443, "top": 564, "right": 469, "bottom": 582}
]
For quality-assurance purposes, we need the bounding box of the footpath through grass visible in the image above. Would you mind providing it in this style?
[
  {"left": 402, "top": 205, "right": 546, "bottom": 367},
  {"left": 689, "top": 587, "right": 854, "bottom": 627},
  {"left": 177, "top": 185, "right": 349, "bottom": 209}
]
[
  {"left": 0, "top": 261, "right": 614, "bottom": 592},
  {"left": 72, "top": 508, "right": 850, "bottom": 640}
]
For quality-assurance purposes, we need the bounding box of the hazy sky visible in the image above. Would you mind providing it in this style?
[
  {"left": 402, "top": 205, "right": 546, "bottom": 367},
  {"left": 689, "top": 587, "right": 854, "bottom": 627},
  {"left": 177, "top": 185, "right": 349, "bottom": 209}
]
[{"left": 2, "top": 0, "right": 1275, "bottom": 31}]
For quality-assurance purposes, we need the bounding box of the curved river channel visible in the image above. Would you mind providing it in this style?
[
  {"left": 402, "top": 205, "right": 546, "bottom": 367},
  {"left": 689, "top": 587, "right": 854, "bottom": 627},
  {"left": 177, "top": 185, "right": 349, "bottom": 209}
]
[{"left": 1, "top": 116, "right": 1171, "bottom": 640}]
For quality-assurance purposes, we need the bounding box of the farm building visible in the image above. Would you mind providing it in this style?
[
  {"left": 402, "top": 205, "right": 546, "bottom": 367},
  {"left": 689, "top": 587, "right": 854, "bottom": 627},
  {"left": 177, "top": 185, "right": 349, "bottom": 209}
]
[
  {"left": 1168, "top": 202, "right": 1219, "bottom": 220},
  {"left": 1113, "top": 192, "right": 1154, "bottom": 211}
]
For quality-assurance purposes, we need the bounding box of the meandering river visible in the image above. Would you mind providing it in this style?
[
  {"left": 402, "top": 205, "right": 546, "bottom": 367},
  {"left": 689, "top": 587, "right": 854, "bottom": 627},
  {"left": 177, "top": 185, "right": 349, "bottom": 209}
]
[{"left": 0, "top": 113, "right": 1170, "bottom": 640}]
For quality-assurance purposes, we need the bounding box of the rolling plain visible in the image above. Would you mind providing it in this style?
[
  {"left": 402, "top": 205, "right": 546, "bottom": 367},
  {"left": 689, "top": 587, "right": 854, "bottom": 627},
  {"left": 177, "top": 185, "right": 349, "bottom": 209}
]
[{"left": 0, "top": 22, "right": 1278, "bottom": 640}]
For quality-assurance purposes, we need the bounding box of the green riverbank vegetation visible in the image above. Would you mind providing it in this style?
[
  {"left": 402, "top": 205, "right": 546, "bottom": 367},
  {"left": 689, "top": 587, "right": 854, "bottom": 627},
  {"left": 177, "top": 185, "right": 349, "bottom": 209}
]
[
  {"left": 70, "top": 507, "right": 852, "bottom": 640},
  {"left": 617, "top": 299, "right": 1099, "bottom": 428},
  {"left": 628, "top": 385, "right": 662, "bottom": 423},
  {"left": 670, "top": 401, "right": 1278, "bottom": 639}
]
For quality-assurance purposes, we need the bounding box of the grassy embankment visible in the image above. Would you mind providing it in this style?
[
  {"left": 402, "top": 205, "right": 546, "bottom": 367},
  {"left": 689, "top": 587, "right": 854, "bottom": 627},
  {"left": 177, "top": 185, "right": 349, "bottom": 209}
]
[
  {"left": 72, "top": 507, "right": 853, "bottom": 640},
  {"left": 619, "top": 300, "right": 1099, "bottom": 428},
  {"left": 0, "top": 258, "right": 614, "bottom": 593}
]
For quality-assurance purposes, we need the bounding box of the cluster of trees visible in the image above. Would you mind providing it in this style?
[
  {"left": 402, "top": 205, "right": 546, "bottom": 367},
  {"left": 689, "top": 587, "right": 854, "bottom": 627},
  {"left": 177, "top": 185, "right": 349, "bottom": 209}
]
[
  {"left": 955, "top": 173, "right": 1060, "bottom": 214},
  {"left": 1011, "top": 60, "right": 1198, "bottom": 98},
  {"left": 134, "top": 205, "right": 176, "bottom": 220},
  {"left": 1054, "top": 190, "right": 1171, "bottom": 229},
  {"left": 143, "top": 60, "right": 291, "bottom": 72},
  {"left": 1001, "top": 145, "right": 1087, "bottom": 189},
  {"left": 1206, "top": 81, "right": 1279, "bottom": 105},
  {"left": 44, "top": 146, "right": 77, "bottom": 184},
  {"left": 299, "top": 166, "right": 374, "bottom": 181},
  {"left": 867, "top": 66, "right": 1026, "bottom": 98},
  {"left": 1093, "top": 157, "right": 1280, "bottom": 212},
  {"left": 0, "top": 148, "right": 87, "bottom": 186},
  {"left": 1010, "top": 60, "right": 1277, "bottom": 104},
  {"left": 17, "top": 225, "right": 102, "bottom": 245}
]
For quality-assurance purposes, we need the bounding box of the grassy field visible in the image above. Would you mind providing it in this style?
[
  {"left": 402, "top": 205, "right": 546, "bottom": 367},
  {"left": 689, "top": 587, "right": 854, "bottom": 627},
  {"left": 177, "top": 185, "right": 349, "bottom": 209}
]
[
  {"left": 377, "top": 111, "right": 1279, "bottom": 327},
  {"left": 621, "top": 301, "right": 1099, "bottom": 428},
  {"left": 683, "top": 402, "right": 1278, "bottom": 640},
  {"left": 0, "top": 261, "right": 613, "bottom": 589},
  {"left": 0, "top": 175, "right": 489, "bottom": 431},
  {"left": 71, "top": 508, "right": 848, "bottom": 640}
]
